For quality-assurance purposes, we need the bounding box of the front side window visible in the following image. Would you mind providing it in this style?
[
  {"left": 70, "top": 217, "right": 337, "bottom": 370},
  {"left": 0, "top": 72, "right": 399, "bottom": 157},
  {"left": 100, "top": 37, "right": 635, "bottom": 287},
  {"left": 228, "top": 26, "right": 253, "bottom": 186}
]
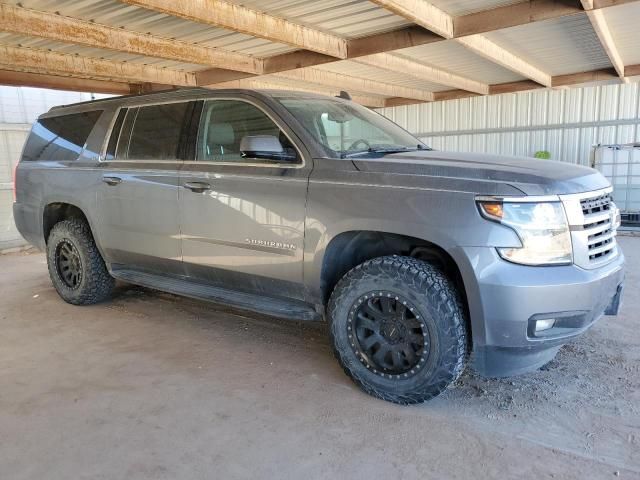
[
  {"left": 274, "top": 96, "right": 427, "bottom": 159},
  {"left": 197, "top": 100, "right": 297, "bottom": 163},
  {"left": 21, "top": 110, "right": 103, "bottom": 162},
  {"left": 125, "top": 102, "right": 192, "bottom": 160}
]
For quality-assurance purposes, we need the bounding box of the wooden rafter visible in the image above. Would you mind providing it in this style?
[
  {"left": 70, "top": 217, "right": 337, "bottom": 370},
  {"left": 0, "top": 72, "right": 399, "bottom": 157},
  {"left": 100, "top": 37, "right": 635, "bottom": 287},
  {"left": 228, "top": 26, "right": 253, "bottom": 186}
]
[
  {"left": 382, "top": 66, "right": 639, "bottom": 106},
  {"left": 456, "top": 35, "right": 552, "bottom": 87},
  {"left": 454, "top": 0, "right": 584, "bottom": 36},
  {"left": 355, "top": 54, "right": 489, "bottom": 94},
  {"left": 0, "top": 4, "right": 263, "bottom": 74},
  {"left": 367, "top": 0, "right": 454, "bottom": 38},
  {"left": 0, "top": 45, "right": 197, "bottom": 87},
  {"left": 581, "top": 0, "right": 627, "bottom": 82},
  {"left": 0, "top": 69, "right": 136, "bottom": 95},
  {"left": 120, "top": 0, "right": 348, "bottom": 59},
  {"left": 211, "top": 78, "right": 387, "bottom": 108},
  {"left": 273, "top": 69, "right": 434, "bottom": 102},
  {"left": 366, "top": 0, "right": 554, "bottom": 87}
]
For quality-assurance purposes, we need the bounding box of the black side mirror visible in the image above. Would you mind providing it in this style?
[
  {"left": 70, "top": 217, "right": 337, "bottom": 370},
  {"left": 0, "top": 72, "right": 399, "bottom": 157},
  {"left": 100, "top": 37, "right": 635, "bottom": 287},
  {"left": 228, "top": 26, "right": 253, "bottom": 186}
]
[{"left": 240, "top": 135, "right": 297, "bottom": 162}]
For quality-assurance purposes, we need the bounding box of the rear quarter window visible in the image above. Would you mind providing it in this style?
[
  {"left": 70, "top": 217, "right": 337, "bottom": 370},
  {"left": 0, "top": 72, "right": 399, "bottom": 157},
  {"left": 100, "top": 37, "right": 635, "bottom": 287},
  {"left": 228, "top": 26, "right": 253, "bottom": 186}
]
[{"left": 21, "top": 110, "right": 103, "bottom": 162}]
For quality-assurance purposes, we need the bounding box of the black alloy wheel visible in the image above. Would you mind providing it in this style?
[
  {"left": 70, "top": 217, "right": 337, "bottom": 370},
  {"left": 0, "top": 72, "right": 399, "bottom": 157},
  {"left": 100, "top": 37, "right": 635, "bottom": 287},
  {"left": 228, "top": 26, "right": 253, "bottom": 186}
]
[
  {"left": 349, "top": 292, "right": 431, "bottom": 379},
  {"left": 55, "top": 239, "right": 83, "bottom": 289}
]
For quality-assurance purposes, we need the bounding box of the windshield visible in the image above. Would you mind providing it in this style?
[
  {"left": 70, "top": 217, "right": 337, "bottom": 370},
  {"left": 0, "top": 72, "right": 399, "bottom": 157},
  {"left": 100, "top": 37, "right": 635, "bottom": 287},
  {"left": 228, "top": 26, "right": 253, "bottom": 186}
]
[{"left": 275, "top": 96, "right": 429, "bottom": 158}]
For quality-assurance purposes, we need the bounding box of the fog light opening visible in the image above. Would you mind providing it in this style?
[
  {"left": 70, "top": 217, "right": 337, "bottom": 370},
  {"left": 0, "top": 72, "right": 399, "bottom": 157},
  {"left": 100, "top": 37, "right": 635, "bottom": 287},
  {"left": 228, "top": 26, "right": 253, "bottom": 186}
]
[{"left": 535, "top": 318, "right": 556, "bottom": 332}]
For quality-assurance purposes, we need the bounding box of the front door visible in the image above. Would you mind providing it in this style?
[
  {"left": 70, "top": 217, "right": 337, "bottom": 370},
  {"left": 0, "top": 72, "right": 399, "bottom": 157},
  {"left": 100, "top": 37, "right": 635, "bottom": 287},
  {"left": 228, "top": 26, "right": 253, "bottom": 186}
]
[
  {"left": 96, "top": 101, "right": 196, "bottom": 275},
  {"left": 179, "top": 98, "right": 310, "bottom": 300}
]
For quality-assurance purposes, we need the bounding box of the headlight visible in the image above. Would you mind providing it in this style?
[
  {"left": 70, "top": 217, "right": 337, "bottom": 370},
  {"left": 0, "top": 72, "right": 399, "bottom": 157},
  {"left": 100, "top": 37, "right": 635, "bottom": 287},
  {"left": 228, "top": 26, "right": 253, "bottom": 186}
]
[{"left": 477, "top": 199, "right": 572, "bottom": 266}]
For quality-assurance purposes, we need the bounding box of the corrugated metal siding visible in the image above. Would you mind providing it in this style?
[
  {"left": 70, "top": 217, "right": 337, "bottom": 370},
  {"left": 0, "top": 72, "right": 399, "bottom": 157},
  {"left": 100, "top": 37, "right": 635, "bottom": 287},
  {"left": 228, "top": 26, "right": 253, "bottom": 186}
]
[
  {"left": 379, "top": 82, "right": 640, "bottom": 166},
  {"left": 0, "top": 86, "right": 105, "bottom": 249}
]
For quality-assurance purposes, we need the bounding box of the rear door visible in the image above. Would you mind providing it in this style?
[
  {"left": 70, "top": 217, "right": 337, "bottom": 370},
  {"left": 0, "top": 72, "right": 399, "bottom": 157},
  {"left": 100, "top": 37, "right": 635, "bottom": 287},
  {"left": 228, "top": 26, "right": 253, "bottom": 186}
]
[
  {"left": 179, "top": 97, "right": 311, "bottom": 300},
  {"left": 96, "top": 100, "right": 198, "bottom": 275}
]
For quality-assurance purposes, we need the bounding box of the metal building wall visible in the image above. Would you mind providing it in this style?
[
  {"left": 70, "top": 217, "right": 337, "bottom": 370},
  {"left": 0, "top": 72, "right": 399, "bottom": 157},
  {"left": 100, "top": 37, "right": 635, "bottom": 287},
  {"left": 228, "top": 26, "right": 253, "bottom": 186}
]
[
  {"left": 379, "top": 82, "right": 640, "bottom": 166},
  {"left": 0, "top": 86, "right": 101, "bottom": 249}
]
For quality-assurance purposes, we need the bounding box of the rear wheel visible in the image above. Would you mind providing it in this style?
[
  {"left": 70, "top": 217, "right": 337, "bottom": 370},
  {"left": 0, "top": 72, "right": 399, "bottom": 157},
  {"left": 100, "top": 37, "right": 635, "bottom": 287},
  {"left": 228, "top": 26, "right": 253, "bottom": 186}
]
[
  {"left": 46, "top": 218, "right": 115, "bottom": 305},
  {"left": 328, "top": 256, "right": 468, "bottom": 404}
]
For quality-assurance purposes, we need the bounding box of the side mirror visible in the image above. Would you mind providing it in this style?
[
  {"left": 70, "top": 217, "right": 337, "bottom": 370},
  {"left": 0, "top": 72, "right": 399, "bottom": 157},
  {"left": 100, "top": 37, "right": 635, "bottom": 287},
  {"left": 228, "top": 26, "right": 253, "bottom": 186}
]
[{"left": 240, "top": 135, "right": 297, "bottom": 162}]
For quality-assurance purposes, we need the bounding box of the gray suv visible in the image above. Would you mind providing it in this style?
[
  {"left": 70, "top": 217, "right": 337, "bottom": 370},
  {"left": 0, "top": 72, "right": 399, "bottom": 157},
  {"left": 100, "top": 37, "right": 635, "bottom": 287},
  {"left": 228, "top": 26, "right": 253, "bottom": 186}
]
[{"left": 13, "top": 88, "right": 624, "bottom": 404}]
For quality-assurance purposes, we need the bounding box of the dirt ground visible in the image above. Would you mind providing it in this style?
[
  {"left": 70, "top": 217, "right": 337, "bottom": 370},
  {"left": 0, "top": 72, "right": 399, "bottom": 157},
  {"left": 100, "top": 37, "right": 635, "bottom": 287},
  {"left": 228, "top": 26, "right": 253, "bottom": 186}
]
[{"left": 0, "top": 237, "right": 638, "bottom": 480}]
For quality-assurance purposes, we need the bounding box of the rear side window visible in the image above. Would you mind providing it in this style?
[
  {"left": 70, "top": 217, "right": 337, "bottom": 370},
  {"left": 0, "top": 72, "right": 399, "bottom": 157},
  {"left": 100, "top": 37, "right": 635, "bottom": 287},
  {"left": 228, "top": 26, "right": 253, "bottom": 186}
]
[
  {"left": 21, "top": 110, "right": 102, "bottom": 162},
  {"left": 126, "top": 102, "right": 192, "bottom": 160}
]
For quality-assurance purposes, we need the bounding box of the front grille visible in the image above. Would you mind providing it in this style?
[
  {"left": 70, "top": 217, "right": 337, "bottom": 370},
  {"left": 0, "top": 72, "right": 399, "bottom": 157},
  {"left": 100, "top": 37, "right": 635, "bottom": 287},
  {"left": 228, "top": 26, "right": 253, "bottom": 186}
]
[
  {"left": 561, "top": 188, "right": 618, "bottom": 269},
  {"left": 580, "top": 193, "right": 616, "bottom": 264}
]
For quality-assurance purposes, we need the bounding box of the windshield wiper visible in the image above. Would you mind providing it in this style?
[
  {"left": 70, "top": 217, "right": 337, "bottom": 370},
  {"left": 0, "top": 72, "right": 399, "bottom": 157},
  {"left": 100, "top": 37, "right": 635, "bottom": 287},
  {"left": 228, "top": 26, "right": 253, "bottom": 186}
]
[{"left": 342, "top": 146, "right": 419, "bottom": 158}]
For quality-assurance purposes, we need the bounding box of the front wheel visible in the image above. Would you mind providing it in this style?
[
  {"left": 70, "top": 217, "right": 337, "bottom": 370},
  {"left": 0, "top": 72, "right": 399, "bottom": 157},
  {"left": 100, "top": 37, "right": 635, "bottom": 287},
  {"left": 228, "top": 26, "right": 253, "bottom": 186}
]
[
  {"left": 328, "top": 256, "right": 468, "bottom": 404},
  {"left": 46, "top": 218, "right": 115, "bottom": 305}
]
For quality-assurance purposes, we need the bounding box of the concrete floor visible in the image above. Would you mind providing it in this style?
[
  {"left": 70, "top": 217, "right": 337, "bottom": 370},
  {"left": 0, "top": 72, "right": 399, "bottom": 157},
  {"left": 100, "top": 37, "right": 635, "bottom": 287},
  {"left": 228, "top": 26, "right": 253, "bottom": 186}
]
[{"left": 1, "top": 238, "right": 639, "bottom": 480}]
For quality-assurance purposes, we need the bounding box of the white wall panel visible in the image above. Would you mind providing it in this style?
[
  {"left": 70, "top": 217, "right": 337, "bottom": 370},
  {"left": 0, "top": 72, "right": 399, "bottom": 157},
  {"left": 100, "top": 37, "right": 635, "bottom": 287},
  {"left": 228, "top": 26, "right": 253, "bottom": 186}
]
[{"left": 379, "top": 82, "right": 640, "bottom": 167}]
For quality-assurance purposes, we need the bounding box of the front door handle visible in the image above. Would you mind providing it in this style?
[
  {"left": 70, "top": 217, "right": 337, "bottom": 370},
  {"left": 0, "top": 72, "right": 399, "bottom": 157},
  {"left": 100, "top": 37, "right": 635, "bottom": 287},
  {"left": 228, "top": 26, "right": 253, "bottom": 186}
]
[
  {"left": 184, "top": 181, "right": 211, "bottom": 193},
  {"left": 102, "top": 176, "right": 122, "bottom": 186}
]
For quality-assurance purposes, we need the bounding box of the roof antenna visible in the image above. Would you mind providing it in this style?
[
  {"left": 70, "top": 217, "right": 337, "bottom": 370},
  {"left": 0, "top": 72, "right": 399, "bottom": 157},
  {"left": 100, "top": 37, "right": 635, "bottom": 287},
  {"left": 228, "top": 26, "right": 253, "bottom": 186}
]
[{"left": 336, "top": 90, "right": 352, "bottom": 100}]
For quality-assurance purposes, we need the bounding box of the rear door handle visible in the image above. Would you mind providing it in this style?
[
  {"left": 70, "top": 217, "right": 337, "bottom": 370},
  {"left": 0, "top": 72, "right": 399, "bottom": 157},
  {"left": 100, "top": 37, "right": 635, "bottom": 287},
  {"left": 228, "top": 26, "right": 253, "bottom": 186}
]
[
  {"left": 184, "top": 181, "right": 211, "bottom": 193},
  {"left": 102, "top": 176, "right": 122, "bottom": 186}
]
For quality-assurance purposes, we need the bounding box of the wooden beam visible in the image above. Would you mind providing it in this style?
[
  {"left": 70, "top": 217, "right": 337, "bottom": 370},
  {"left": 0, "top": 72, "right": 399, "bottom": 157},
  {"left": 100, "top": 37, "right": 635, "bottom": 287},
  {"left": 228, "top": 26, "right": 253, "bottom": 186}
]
[
  {"left": 490, "top": 80, "right": 543, "bottom": 94},
  {"left": 367, "top": 0, "right": 454, "bottom": 38},
  {"left": 346, "top": 26, "right": 442, "bottom": 57},
  {"left": 269, "top": 69, "right": 434, "bottom": 101},
  {"left": 456, "top": 35, "right": 552, "bottom": 87},
  {"left": 195, "top": 69, "right": 256, "bottom": 86},
  {"left": 592, "top": 0, "right": 640, "bottom": 8},
  {"left": 378, "top": 67, "right": 634, "bottom": 108},
  {"left": 355, "top": 53, "right": 489, "bottom": 94},
  {"left": 0, "top": 4, "right": 262, "bottom": 74},
  {"left": 552, "top": 67, "right": 618, "bottom": 86},
  {"left": 581, "top": 1, "right": 627, "bottom": 81},
  {"left": 0, "top": 46, "right": 197, "bottom": 87},
  {"left": 368, "top": 1, "right": 554, "bottom": 88},
  {"left": 454, "top": 0, "right": 640, "bottom": 37},
  {"left": 190, "top": 0, "right": 639, "bottom": 90},
  {"left": 120, "top": 0, "right": 347, "bottom": 59},
  {"left": 262, "top": 51, "right": 337, "bottom": 74},
  {"left": 210, "top": 78, "right": 387, "bottom": 108},
  {"left": 454, "top": 0, "right": 584, "bottom": 37},
  {"left": 0, "top": 69, "right": 135, "bottom": 95}
]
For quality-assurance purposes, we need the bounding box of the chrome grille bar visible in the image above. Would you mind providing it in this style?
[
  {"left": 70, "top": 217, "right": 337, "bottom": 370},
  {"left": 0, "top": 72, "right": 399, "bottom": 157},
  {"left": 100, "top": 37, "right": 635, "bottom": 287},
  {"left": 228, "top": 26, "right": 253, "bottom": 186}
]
[{"left": 560, "top": 187, "right": 618, "bottom": 269}]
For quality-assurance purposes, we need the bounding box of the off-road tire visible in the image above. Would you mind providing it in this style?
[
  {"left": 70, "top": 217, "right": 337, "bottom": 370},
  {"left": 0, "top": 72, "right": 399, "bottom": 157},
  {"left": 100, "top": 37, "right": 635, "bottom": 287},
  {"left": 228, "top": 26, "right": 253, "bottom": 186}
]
[
  {"left": 46, "top": 218, "right": 115, "bottom": 305},
  {"left": 328, "top": 256, "right": 468, "bottom": 404}
]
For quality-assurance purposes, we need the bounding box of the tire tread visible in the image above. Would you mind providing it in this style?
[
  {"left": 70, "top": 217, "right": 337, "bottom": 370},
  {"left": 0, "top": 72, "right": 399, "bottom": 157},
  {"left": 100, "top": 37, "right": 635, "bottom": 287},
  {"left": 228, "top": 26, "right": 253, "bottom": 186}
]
[
  {"left": 47, "top": 218, "right": 115, "bottom": 305},
  {"left": 328, "top": 256, "right": 468, "bottom": 404}
]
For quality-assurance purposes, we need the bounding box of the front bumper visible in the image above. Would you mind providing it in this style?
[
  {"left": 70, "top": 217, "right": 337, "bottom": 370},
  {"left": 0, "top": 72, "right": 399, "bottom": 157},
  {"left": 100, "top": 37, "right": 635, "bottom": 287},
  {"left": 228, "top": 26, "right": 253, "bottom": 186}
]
[{"left": 455, "top": 246, "right": 625, "bottom": 377}]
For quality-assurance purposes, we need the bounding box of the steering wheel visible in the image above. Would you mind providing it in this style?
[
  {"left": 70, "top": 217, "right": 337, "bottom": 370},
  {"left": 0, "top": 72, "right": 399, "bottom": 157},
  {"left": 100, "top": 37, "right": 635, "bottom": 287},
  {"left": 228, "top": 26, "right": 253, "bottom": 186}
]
[{"left": 347, "top": 139, "right": 371, "bottom": 151}]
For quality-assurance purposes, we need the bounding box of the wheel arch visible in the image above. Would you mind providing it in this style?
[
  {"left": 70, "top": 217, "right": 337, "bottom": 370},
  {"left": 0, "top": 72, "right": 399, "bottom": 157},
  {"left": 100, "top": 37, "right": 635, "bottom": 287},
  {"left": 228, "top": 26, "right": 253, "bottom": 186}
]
[
  {"left": 43, "top": 202, "right": 90, "bottom": 244},
  {"left": 318, "top": 230, "right": 470, "bottom": 327},
  {"left": 41, "top": 202, "right": 109, "bottom": 265}
]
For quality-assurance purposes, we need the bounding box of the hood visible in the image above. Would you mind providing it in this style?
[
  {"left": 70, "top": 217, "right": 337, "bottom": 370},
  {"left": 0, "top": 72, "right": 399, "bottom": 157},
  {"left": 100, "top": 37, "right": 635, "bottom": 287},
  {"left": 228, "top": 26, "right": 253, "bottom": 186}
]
[{"left": 352, "top": 150, "right": 609, "bottom": 196}]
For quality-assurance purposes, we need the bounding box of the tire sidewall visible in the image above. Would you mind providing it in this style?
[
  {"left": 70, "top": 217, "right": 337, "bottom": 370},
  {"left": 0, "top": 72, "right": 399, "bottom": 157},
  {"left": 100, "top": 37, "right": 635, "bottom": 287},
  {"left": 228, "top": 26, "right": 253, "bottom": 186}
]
[
  {"left": 46, "top": 221, "right": 100, "bottom": 304},
  {"left": 329, "top": 257, "right": 466, "bottom": 402}
]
